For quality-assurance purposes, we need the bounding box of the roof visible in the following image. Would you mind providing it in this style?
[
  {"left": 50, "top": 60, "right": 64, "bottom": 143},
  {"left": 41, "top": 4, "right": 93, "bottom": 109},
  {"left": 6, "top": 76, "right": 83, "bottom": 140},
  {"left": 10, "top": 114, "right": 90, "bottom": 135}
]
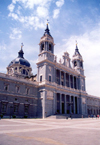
[{"left": 8, "top": 48, "right": 30, "bottom": 67}]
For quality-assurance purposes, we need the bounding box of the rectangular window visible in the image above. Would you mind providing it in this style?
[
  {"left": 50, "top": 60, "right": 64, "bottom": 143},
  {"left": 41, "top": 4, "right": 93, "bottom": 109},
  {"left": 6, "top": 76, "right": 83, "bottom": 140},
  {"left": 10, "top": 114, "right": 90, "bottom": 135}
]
[
  {"left": 2, "top": 104, "right": 7, "bottom": 113},
  {"left": 40, "top": 75, "right": 42, "bottom": 82},
  {"left": 14, "top": 105, "right": 19, "bottom": 113},
  {"left": 4, "top": 85, "right": 9, "bottom": 91},
  {"left": 49, "top": 75, "right": 51, "bottom": 82},
  {"left": 24, "top": 106, "right": 29, "bottom": 114}
]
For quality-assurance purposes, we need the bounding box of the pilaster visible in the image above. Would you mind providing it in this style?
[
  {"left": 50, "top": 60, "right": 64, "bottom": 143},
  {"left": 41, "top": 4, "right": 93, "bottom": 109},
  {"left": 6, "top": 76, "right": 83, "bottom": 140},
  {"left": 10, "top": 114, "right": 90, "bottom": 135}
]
[{"left": 60, "top": 94, "right": 62, "bottom": 114}]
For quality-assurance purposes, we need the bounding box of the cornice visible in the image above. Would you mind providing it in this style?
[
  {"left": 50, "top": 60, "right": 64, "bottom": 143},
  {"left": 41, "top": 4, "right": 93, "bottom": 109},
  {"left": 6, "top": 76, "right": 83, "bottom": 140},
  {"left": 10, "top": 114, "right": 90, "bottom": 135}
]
[
  {"left": 0, "top": 92, "right": 38, "bottom": 100},
  {"left": 37, "top": 59, "right": 85, "bottom": 77},
  {"left": 38, "top": 80, "right": 87, "bottom": 96}
]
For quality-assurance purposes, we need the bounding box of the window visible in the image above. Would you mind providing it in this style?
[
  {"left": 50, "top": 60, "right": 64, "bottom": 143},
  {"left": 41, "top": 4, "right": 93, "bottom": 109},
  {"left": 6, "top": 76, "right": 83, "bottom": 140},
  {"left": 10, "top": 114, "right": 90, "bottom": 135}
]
[
  {"left": 14, "top": 105, "right": 19, "bottom": 113},
  {"left": 26, "top": 88, "right": 29, "bottom": 95},
  {"left": 24, "top": 106, "right": 29, "bottom": 114},
  {"left": 4, "top": 84, "right": 9, "bottom": 91},
  {"left": 40, "top": 75, "right": 42, "bottom": 82},
  {"left": 41, "top": 43, "right": 44, "bottom": 51},
  {"left": 14, "top": 67, "right": 17, "bottom": 73},
  {"left": 21, "top": 69, "right": 28, "bottom": 75},
  {"left": 2, "top": 104, "right": 7, "bottom": 113},
  {"left": 15, "top": 98, "right": 17, "bottom": 101},
  {"left": 49, "top": 75, "right": 51, "bottom": 82},
  {"left": 80, "top": 61, "right": 83, "bottom": 68},
  {"left": 74, "top": 61, "right": 77, "bottom": 67},
  {"left": 16, "top": 86, "right": 19, "bottom": 93},
  {"left": 49, "top": 44, "right": 52, "bottom": 51}
]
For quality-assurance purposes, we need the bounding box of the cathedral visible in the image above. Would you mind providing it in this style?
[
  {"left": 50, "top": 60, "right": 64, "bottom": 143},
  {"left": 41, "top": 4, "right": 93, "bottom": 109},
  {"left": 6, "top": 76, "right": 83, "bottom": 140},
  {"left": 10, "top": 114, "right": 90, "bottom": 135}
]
[{"left": 0, "top": 24, "right": 100, "bottom": 118}]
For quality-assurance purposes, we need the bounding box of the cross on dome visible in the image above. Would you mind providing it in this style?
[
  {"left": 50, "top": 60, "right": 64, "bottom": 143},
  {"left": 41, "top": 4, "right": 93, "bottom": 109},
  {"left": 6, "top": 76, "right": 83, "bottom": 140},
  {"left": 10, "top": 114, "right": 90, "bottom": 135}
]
[{"left": 21, "top": 43, "right": 24, "bottom": 49}]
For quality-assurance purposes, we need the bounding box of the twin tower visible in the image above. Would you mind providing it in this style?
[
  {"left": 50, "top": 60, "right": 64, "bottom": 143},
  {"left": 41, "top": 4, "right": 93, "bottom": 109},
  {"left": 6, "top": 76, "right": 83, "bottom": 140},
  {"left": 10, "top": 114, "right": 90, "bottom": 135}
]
[{"left": 37, "top": 23, "right": 85, "bottom": 92}]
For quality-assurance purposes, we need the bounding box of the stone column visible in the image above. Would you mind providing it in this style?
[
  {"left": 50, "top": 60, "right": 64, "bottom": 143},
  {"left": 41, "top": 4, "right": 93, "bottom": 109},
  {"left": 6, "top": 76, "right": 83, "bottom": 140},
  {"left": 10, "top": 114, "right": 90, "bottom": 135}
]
[
  {"left": 60, "top": 94, "right": 62, "bottom": 114},
  {"left": 69, "top": 74, "right": 71, "bottom": 88},
  {"left": 77, "top": 97, "right": 79, "bottom": 114},
  {"left": 60, "top": 71, "right": 61, "bottom": 85},
  {"left": 64, "top": 72, "right": 66, "bottom": 86},
  {"left": 76, "top": 77, "right": 78, "bottom": 89},
  {"left": 53, "top": 92, "right": 56, "bottom": 114},
  {"left": 54, "top": 67, "right": 56, "bottom": 83},
  {"left": 69, "top": 96, "right": 71, "bottom": 114},
  {"left": 73, "top": 76, "right": 74, "bottom": 89},
  {"left": 64, "top": 94, "right": 66, "bottom": 114},
  {"left": 73, "top": 96, "right": 75, "bottom": 114},
  {"left": 43, "top": 90, "right": 46, "bottom": 118}
]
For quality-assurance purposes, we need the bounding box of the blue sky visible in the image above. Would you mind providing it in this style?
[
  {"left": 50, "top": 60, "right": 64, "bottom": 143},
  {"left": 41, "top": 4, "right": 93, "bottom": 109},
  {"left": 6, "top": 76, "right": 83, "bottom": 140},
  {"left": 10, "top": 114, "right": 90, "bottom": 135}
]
[{"left": 0, "top": 0, "right": 100, "bottom": 96}]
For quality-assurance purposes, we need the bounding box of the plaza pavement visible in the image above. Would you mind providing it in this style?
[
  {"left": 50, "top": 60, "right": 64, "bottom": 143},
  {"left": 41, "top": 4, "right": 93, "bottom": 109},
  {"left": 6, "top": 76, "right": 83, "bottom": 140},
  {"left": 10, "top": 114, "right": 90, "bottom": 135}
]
[{"left": 0, "top": 118, "right": 100, "bottom": 145}]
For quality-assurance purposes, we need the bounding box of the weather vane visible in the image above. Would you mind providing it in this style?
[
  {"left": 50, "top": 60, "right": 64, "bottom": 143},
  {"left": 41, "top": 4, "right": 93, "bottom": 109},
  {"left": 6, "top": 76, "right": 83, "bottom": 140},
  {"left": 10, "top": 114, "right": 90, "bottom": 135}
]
[{"left": 21, "top": 43, "right": 24, "bottom": 49}]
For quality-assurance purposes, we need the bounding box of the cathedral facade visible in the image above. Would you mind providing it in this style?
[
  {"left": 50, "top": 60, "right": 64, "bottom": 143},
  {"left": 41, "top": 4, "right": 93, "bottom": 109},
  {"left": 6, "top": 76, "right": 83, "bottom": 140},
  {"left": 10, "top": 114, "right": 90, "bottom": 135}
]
[{"left": 0, "top": 24, "right": 100, "bottom": 118}]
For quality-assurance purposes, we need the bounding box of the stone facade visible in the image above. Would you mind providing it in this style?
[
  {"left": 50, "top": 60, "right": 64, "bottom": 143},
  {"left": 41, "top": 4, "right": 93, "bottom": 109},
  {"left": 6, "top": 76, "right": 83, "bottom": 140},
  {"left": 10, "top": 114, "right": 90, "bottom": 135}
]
[{"left": 0, "top": 24, "right": 100, "bottom": 118}]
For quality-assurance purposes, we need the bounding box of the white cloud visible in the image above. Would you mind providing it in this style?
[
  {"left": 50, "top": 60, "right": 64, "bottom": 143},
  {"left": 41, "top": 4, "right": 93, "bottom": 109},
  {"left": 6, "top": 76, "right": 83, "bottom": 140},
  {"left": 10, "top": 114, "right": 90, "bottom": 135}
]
[
  {"left": 16, "top": 6, "right": 22, "bottom": 15},
  {"left": 53, "top": 9, "right": 60, "bottom": 19},
  {"left": 9, "top": 28, "right": 22, "bottom": 39},
  {"left": 12, "top": 0, "right": 52, "bottom": 9},
  {"left": 8, "top": 13, "right": 19, "bottom": 20},
  {"left": 8, "top": 3, "right": 15, "bottom": 12},
  {"left": 53, "top": 0, "right": 64, "bottom": 19},
  {"left": 56, "top": 0, "right": 64, "bottom": 8},
  {"left": 7, "top": 0, "right": 64, "bottom": 28},
  {"left": 0, "top": 43, "right": 6, "bottom": 50},
  {"left": 54, "top": 24, "right": 100, "bottom": 96},
  {"left": 36, "top": 6, "right": 48, "bottom": 18}
]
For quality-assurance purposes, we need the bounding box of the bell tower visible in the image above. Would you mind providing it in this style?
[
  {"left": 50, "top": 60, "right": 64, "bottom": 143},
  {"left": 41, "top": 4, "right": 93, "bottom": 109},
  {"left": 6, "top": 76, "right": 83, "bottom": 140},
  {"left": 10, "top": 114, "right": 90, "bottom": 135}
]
[
  {"left": 72, "top": 42, "right": 84, "bottom": 75},
  {"left": 72, "top": 42, "right": 86, "bottom": 91},
  {"left": 38, "top": 23, "right": 55, "bottom": 63},
  {"left": 37, "top": 23, "right": 55, "bottom": 83}
]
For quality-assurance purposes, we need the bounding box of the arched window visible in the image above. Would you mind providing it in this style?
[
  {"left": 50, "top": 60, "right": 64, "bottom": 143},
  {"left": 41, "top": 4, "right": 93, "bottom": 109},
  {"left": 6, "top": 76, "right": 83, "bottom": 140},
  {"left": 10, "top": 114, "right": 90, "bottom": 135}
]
[
  {"left": 80, "top": 61, "right": 83, "bottom": 68},
  {"left": 74, "top": 61, "right": 77, "bottom": 67},
  {"left": 21, "top": 69, "right": 28, "bottom": 75},
  {"left": 14, "top": 67, "right": 17, "bottom": 73},
  {"left": 49, "top": 44, "right": 52, "bottom": 51},
  {"left": 41, "top": 43, "right": 44, "bottom": 51}
]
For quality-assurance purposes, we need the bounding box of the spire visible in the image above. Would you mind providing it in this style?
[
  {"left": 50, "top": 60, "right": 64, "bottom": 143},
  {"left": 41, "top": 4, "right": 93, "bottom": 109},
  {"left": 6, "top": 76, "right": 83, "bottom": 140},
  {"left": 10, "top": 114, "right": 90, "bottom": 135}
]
[
  {"left": 18, "top": 43, "right": 24, "bottom": 58},
  {"left": 74, "top": 41, "right": 81, "bottom": 56},
  {"left": 44, "top": 20, "right": 52, "bottom": 37}
]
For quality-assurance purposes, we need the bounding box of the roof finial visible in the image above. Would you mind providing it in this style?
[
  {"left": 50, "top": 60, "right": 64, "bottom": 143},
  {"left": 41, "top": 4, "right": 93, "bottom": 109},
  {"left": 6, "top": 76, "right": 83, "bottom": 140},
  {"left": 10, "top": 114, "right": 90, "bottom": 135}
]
[
  {"left": 47, "top": 19, "right": 49, "bottom": 25},
  {"left": 21, "top": 43, "right": 24, "bottom": 50},
  {"left": 76, "top": 40, "right": 78, "bottom": 46}
]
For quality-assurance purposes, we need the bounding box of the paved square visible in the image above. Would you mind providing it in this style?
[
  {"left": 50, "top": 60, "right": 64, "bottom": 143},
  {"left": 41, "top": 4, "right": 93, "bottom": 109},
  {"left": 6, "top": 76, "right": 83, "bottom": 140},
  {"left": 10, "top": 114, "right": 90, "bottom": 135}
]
[{"left": 0, "top": 118, "right": 100, "bottom": 145}]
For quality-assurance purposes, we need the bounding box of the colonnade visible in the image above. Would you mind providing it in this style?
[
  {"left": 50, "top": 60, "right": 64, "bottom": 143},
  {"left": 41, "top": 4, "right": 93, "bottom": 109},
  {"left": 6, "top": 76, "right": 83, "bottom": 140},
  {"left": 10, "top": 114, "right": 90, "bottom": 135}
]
[
  {"left": 55, "top": 93, "right": 80, "bottom": 115},
  {"left": 55, "top": 69, "right": 79, "bottom": 90}
]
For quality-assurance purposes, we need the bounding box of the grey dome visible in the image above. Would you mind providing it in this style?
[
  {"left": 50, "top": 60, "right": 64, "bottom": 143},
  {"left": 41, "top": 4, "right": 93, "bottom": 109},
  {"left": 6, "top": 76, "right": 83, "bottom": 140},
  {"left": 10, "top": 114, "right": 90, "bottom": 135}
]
[{"left": 8, "top": 49, "right": 30, "bottom": 67}]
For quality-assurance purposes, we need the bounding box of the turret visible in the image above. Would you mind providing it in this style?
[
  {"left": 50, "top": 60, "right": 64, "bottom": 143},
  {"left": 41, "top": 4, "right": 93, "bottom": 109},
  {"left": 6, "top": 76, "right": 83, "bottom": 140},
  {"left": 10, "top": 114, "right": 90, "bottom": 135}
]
[
  {"left": 38, "top": 23, "right": 55, "bottom": 62},
  {"left": 72, "top": 43, "right": 84, "bottom": 75}
]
